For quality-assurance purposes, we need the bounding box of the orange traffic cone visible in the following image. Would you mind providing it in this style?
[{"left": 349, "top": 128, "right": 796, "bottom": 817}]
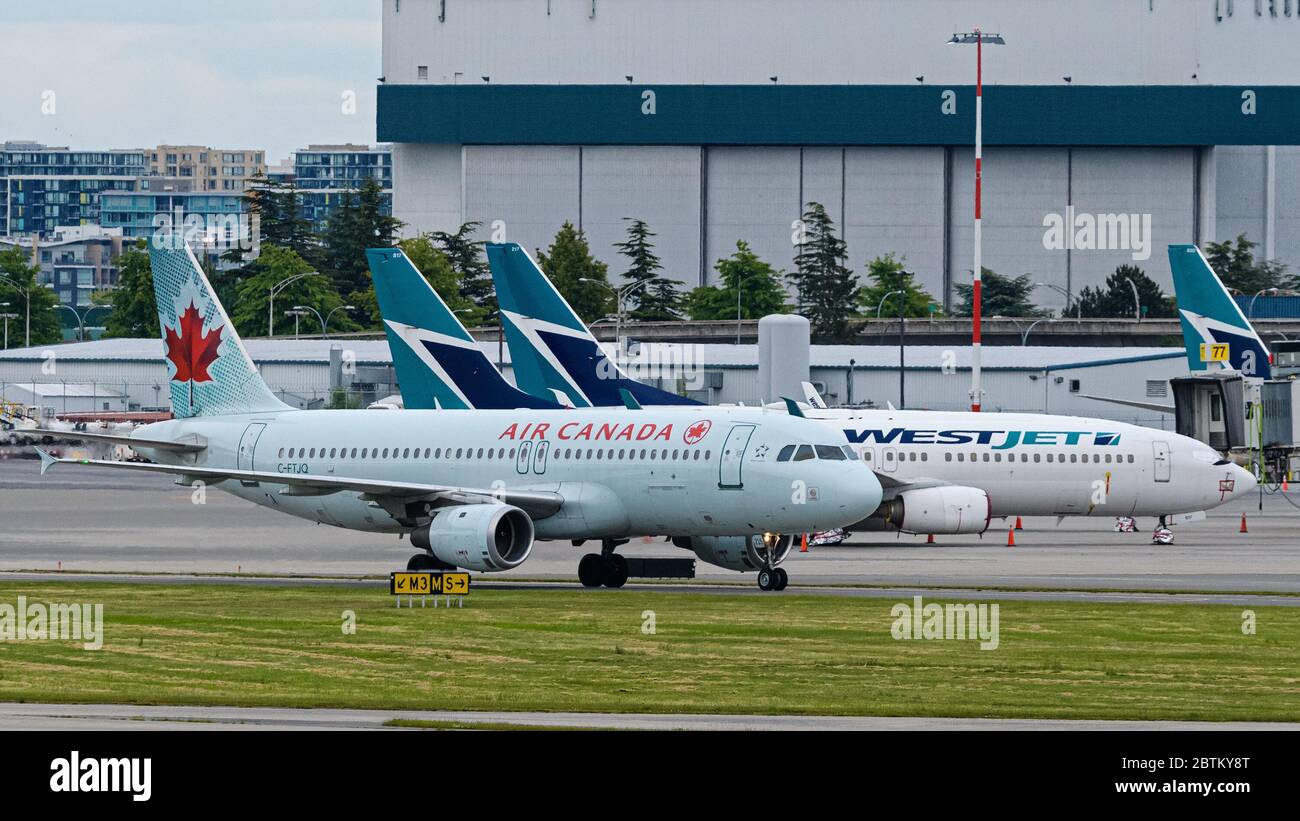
[
  {"left": 1006, "top": 527, "right": 1016, "bottom": 547},
  {"left": 1240, "top": 513, "right": 1249, "bottom": 533},
  {"left": 926, "top": 534, "right": 935, "bottom": 544},
  {"left": 1014, "top": 516, "right": 1024, "bottom": 531},
  {"left": 800, "top": 533, "right": 808, "bottom": 553}
]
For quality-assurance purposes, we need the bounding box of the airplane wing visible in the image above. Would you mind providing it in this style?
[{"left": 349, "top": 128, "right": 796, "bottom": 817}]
[
  {"left": 871, "top": 474, "right": 949, "bottom": 498},
  {"left": 1079, "top": 394, "right": 1175, "bottom": 414},
  {"left": 33, "top": 429, "right": 207, "bottom": 454},
  {"left": 34, "top": 448, "right": 564, "bottom": 519}
]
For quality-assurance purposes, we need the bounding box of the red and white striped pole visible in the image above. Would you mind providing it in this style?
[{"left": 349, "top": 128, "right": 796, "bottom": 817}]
[{"left": 971, "top": 28, "right": 983, "bottom": 413}]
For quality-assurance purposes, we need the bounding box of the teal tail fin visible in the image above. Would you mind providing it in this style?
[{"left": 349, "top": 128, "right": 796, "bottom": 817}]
[
  {"left": 148, "top": 240, "right": 289, "bottom": 418},
  {"left": 367, "top": 247, "right": 559, "bottom": 410},
  {"left": 1167, "top": 244, "right": 1271, "bottom": 378}
]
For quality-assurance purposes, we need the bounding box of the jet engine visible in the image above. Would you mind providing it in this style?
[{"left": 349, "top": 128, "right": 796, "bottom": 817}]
[
  {"left": 877, "top": 486, "right": 990, "bottom": 534},
  {"left": 410, "top": 503, "right": 534, "bottom": 572},
  {"left": 671, "top": 534, "right": 795, "bottom": 571}
]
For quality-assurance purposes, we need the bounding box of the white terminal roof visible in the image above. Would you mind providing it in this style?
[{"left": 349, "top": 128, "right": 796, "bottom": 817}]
[
  {"left": 0, "top": 337, "right": 1181, "bottom": 372},
  {"left": 1, "top": 382, "right": 127, "bottom": 398}
]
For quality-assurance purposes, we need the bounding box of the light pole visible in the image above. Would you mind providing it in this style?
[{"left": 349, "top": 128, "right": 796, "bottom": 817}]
[
  {"left": 1035, "top": 282, "right": 1078, "bottom": 318},
  {"left": 950, "top": 29, "right": 1006, "bottom": 412},
  {"left": 579, "top": 278, "right": 648, "bottom": 356},
  {"left": 1121, "top": 276, "right": 1142, "bottom": 322},
  {"left": 323, "top": 305, "right": 356, "bottom": 338},
  {"left": 284, "top": 309, "right": 307, "bottom": 339},
  {"left": 269, "top": 272, "right": 322, "bottom": 337},
  {"left": 53, "top": 303, "right": 84, "bottom": 342},
  {"left": 292, "top": 304, "right": 326, "bottom": 337},
  {"left": 0, "top": 273, "right": 30, "bottom": 348},
  {"left": 876, "top": 289, "right": 907, "bottom": 408},
  {"left": 1249, "top": 287, "right": 1280, "bottom": 320},
  {"left": 1021, "top": 317, "right": 1055, "bottom": 345}
]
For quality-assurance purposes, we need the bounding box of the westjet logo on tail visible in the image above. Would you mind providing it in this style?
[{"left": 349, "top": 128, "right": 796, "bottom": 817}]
[{"left": 843, "top": 429, "right": 1121, "bottom": 449}]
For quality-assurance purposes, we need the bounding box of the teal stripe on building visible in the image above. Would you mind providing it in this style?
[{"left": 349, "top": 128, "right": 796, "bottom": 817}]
[{"left": 378, "top": 85, "right": 1300, "bottom": 146}]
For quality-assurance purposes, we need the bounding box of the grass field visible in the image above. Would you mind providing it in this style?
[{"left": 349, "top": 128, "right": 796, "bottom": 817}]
[{"left": 0, "top": 582, "right": 1297, "bottom": 721}]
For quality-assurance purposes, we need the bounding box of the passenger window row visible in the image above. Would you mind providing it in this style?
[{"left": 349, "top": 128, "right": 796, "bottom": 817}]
[
  {"left": 941, "top": 451, "right": 1135, "bottom": 464},
  {"left": 277, "top": 445, "right": 712, "bottom": 462}
]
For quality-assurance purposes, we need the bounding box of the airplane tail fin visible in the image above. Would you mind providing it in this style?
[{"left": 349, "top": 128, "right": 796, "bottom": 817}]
[
  {"left": 1167, "top": 244, "right": 1271, "bottom": 378},
  {"left": 486, "top": 242, "right": 700, "bottom": 407},
  {"left": 367, "top": 247, "right": 559, "bottom": 409},
  {"left": 148, "top": 240, "right": 289, "bottom": 419}
]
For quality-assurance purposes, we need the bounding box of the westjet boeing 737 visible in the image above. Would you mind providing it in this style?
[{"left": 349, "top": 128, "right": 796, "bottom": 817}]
[
  {"left": 469, "top": 242, "right": 1255, "bottom": 542},
  {"left": 33, "top": 241, "right": 883, "bottom": 590}
]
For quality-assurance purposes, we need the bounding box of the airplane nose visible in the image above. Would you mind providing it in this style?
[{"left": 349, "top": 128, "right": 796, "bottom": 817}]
[
  {"left": 1230, "top": 464, "right": 1258, "bottom": 499},
  {"left": 846, "top": 464, "right": 884, "bottom": 518}
]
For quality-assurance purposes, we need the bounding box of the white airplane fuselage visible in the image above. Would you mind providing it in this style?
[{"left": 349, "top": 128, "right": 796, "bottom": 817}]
[
  {"left": 134, "top": 407, "right": 882, "bottom": 539},
  {"left": 812, "top": 408, "right": 1256, "bottom": 517}
]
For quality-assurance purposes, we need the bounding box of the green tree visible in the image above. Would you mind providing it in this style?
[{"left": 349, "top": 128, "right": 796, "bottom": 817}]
[
  {"left": 240, "top": 173, "right": 316, "bottom": 263},
  {"left": 1203, "top": 233, "right": 1288, "bottom": 294},
  {"left": 1075, "top": 264, "right": 1176, "bottom": 319},
  {"left": 101, "top": 240, "right": 157, "bottom": 338},
  {"left": 429, "top": 221, "right": 495, "bottom": 322},
  {"left": 789, "top": 202, "right": 860, "bottom": 340},
  {"left": 615, "top": 218, "right": 682, "bottom": 321},
  {"left": 684, "top": 241, "right": 789, "bottom": 321},
  {"left": 0, "top": 246, "right": 61, "bottom": 346},
  {"left": 953, "top": 268, "right": 1047, "bottom": 317},
  {"left": 536, "top": 222, "right": 612, "bottom": 324},
  {"left": 229, "top": 245, "right": 361, "bottom": 337},
  {"left": 319, "top": 177, "right": 402, "bottom": 302},
  {"left": 857, "top": 253, "right": 940, "bottom": 318}
]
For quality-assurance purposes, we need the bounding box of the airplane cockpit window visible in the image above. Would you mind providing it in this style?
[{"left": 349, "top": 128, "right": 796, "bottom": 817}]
[
  {"left": 792, "top": 444, "right": 815, "bottom": 461},
  {"left": 815, "top": 445, "right": 846, "bottom": 460},
  {"left": 840, "top": 445, "right": 859, "bottom": 460},
  {"left": 777, "top": 444, "right": 797, "bottom": 462}
]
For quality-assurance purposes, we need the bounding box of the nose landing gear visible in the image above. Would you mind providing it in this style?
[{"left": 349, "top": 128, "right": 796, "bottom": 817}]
[
  {"left": 757, "top": 566, "right": 788, "bottom": 591},
  {"left": 755, "top": 532, "right": 791, "bottom": 591},
  {"left": 578, "top": 539, "right": 630, "bottom": 588}
]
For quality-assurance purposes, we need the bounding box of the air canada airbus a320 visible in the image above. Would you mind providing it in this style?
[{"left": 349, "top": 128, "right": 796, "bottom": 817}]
[{"left": 32, "top": 240, "right": 882, "bottom": 590}]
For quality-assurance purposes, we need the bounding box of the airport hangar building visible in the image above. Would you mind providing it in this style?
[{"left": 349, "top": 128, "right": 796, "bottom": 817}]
[{"left": 379, "top": 0, "right": 1300, "bottom": 314}]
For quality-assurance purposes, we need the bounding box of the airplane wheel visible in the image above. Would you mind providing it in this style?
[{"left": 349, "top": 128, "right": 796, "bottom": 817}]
[
  {"left": 757, "top": 569, "right": 775, "bottom": 591},
  {"left": 603, "top": 554, "right": 629, "bottom": 588},
  {"left": 773, "top": 567, "right": 789, "bottom": 591},
  {"left": 406, "top": 553, "right": 437, "bottom": 571},
  {"left": 578, "top": 553, "right": 604, "bottom": 587}
]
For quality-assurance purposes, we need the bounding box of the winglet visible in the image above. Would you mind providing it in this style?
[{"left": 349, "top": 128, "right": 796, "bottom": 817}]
[
  {"left": 781, "top": 397, "right": 806, "bottom": 418},
  {"left": 618, "top": 388, "right": 643, "bottom": 410},
  {"left": 34, "top": 447, "right": 59, "bottom": 475}
]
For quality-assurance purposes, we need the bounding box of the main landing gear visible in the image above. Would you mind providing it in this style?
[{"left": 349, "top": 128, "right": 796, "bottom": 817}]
[
  {"left": 406, "top": 553, "right": 452, "bottom": 571},
  {"left": 1151, "top": 514, "right": 1175, "bottom": 546},
  {"left": 578, "top": 539, "right": 629, "bottom": 588}
]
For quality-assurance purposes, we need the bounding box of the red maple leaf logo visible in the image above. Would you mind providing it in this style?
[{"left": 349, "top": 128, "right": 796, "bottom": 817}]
[
  {"left": 165, "top": 302, "right": 222, "bottom": 384},
  {"left": 684, "top": 419, "right": 712, "bottom": 445}
]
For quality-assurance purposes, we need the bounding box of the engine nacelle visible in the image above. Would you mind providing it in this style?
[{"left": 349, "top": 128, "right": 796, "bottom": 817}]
[
  {"left": 671, "top": 534, "right": 795, "bottom": 572},
  {"left": 878, "top": 486, "right": 990, "bottom": 535},
  {"left": 410, "top": 503, "right": 534, "bottom": 572}
]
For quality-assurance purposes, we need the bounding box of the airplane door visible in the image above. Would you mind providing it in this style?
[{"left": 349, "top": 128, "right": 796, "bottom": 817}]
[
  {"left": 533, "top": 440, "right": 549, "bottom": 474},
  {"left": 237, "top": 423, "right": 266, "bottom": 486},
  {"left": 516, "top": 440, "right": 533, "bottom": 475},
  {"left": 718, "top": 424, "right": 756, "bottom": 489},
  {"left": 882, "top": 446, "right": 899, "bottom": 473},
  {"left": 1152, "top": 441, "right": 1171, "bottom": 482}
]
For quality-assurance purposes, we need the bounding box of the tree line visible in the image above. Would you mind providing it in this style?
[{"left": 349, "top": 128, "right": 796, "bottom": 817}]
[{"left": 7, "top": 182, "right": 1289, "bottom": 346}]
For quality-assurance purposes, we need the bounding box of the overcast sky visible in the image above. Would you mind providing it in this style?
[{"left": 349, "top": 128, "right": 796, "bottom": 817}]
[{"left": 0, "top": 1, "right": 381, "bottom": 163}]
